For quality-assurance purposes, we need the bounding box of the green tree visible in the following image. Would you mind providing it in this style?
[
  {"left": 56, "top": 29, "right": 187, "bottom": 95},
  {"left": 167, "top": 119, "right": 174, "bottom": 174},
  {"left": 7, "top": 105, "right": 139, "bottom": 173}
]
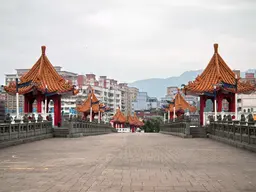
[{"left": 142, "top": 117, "right": 161, "bottom": 133}]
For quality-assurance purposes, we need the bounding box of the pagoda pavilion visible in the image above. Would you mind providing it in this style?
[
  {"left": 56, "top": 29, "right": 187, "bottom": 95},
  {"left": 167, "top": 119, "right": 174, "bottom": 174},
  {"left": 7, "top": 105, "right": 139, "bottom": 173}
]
[
  {"left": 184, "top": 44, "right": 254, "bottom": 125},
  {"left": 133, "top": 112, "right": 144, "bottom": 127},
  {"left": 76, "top": 90, "right": 104, "bottom": 121},
  {"left": 127, "top": 113, "right": 144, "bottom": 132},
  {"left": 127, "top": 114, "right": 136, "bottom": 132},
  {"left": 4, "top": 46, "right": 78, "bottom": 126},
  {"left": 111, "top": 108, "right": 126, "bottom": 128},
  {"left": 166, "top": 89, "right": 196, "bottom": 120}
]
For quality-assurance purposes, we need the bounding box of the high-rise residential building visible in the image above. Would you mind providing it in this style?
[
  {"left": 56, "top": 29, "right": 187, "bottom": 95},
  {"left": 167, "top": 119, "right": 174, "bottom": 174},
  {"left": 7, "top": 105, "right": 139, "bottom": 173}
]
[
  {"left": 56, "top": 74, "right": 125, "bottom": 118},
  {"left": 129, "top": 87, "right": 139, "bottom": 102},
  {"left": 71, "top": 75, "right": 122, "bottom": 118},
  {"left": 119, "top": 83, "right": 131, "bottom": 115},
  {"left": 128, "top": 87, "right": 139, "bottom": 113}
]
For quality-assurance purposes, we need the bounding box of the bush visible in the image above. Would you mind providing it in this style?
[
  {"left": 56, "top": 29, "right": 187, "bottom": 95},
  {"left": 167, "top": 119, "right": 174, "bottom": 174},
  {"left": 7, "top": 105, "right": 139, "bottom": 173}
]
[{"left": 142, "top": 117, "right": 162, "bottom": 133}]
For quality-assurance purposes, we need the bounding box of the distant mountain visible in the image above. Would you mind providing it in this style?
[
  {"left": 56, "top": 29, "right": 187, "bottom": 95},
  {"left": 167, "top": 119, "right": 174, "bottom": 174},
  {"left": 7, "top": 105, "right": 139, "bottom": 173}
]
[
  {"left": 128, "top": 69, "right": 254, "bottom": 99},
  {"left": 129, "top": 70, "right": 202, "bottom": 98}
]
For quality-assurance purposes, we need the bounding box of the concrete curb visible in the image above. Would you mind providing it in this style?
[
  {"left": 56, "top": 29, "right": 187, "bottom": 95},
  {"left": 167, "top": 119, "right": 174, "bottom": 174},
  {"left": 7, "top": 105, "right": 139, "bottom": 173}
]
[
  {"left": 68, "top": 132, "right": 112, "bottom": 138},
  {"left": 160, "top": 131, "right": 192, "bottom": 138}
]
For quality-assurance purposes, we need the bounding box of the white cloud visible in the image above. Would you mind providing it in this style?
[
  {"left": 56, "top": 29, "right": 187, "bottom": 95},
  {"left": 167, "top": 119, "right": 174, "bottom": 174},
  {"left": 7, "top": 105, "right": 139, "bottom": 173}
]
[{"left": 0, "top": 0, "right": 255, "bottom": 84}]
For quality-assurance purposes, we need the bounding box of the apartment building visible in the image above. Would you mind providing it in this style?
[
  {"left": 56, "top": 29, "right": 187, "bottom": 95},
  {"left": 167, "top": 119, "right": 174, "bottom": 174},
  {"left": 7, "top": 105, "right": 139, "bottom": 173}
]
[{"left": 119, "top": 83, "right": 131, "bottom": 115}]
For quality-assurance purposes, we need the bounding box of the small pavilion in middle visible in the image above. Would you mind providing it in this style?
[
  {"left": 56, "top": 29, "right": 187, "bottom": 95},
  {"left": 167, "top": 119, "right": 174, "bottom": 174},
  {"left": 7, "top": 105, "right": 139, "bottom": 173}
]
[
  {"left": 166, "top": 89, "right": 197, "bottom": 120},
  {"left": 76, "top": 90, "right": 104, "bottom": 121}
]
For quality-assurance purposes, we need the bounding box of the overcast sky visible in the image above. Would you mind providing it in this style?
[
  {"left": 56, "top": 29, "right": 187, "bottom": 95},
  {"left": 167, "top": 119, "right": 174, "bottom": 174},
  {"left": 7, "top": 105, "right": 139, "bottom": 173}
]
[{"left": 0, "top": 0, "right": 256, "bottom": 84}]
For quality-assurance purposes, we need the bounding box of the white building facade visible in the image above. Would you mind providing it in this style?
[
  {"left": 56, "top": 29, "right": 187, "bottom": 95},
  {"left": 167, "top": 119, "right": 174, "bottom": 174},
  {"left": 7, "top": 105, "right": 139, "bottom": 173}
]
[
  {"left": 237, "top": 93, "right": 256, "bottom": 113},
  {"left": 132, "top": 92, "right": 158, "bottom": 111}
]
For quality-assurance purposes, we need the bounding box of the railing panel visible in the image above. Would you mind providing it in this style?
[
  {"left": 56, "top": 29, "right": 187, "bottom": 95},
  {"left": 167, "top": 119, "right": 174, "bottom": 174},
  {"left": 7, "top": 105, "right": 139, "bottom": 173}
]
[
  {"left": 0, "top": 122, "right": 53, "bottom": 143},
  {"left": 209, "top": 122, "right": 256, "bottom": 145}
]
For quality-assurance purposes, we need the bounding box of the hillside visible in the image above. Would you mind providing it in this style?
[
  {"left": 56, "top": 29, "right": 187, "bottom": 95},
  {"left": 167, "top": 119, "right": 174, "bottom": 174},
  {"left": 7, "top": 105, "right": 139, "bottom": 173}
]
[
  {"left": 129, "top": 70, "right": 202, "bottom": 98},
  {"left": 129, "top": 69, "right": 252, "bottom": 98}
]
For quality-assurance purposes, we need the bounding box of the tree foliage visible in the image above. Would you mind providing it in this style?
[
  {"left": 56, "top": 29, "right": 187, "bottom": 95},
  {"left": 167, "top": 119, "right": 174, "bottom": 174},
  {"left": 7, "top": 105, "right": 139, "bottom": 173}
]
[{"left": 142, "top": 117, "right": 162, "bottom": 133}]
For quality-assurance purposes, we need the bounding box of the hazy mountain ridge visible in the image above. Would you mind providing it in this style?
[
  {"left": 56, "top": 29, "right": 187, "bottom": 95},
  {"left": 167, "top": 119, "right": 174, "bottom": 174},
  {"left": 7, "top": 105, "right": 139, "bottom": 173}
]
[{"left": 129, "top": 69, "right": 253, "bottom": 98}]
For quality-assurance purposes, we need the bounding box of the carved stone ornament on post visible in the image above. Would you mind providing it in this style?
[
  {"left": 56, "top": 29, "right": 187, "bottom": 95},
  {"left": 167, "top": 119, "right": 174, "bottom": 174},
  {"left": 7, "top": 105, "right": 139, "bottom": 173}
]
[
  {"left": 248, "top": 114, "right": 255, "bottom": 126},
  {"left": 37, "top": 114, "right": 43, "bottom": 122},
  {"left": 23, "top": 114, "right": 29, "bottom": 123}
]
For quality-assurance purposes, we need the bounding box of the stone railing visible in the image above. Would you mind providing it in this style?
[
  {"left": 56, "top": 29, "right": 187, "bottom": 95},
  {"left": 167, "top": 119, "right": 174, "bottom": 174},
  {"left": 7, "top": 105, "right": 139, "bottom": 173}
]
[
  {"left": 0, "top": 121, "right": 53, "bottom": 148},
  {"left": 160, "top": 122, "right": 192, "bottom": 138},
  {"left": 55, "top": 121, "right": 116, "bottom": 137},
  {"left": 208, "top": 122, "right": 256, "bottom": 152}
]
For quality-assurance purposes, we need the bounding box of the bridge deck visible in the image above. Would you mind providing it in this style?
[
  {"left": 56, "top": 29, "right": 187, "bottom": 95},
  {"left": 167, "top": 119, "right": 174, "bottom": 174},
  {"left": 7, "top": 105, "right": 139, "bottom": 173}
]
[{"left": 0, "top": 133, "right": 256, "bottom": 192}]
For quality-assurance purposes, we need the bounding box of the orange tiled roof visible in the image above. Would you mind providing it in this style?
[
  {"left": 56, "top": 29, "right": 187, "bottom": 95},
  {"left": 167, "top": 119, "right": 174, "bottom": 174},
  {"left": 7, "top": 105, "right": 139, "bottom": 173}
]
[
  {"left": 132, "top": 113, "right": 144, "bottom": 126},
  {"left": 185, "top": 44, "right": 254, "bottom": 94},
  {"left": 127, "top": 114, "right": 136, "bottom": 125},
  {"left": 112, "top": 108, "right": 126, "bottom": 123},
  {"left": 77, "top": 92, "right": 103, "bottom": 113},
  {"left": 4, "top": 46, "right": 77, "bottom": 95},
  {"left": 166, "top": 90, "right": 196, "bottom": 112}
]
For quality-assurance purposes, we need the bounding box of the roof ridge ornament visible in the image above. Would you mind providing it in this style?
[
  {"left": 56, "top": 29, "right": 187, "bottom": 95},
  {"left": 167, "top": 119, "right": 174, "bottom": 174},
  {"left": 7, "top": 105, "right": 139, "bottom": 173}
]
[
  {"left": 41, "top": 45, "right": 46, "bottom": 55},
  {"left": 214, "top": 43, "right": 218, "bottom": 53}
]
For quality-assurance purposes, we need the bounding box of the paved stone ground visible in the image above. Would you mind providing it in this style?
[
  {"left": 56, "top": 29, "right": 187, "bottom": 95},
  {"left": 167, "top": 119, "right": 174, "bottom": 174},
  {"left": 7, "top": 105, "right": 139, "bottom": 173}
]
[{"left": 1, "top": 133, "right": 256, "bottom": 192}]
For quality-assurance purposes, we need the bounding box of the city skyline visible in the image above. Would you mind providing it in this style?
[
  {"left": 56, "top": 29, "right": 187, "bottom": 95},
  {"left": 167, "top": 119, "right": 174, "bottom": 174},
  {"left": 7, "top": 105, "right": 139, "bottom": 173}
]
[{"left": 1, "top": 0, "right": 256, "bottom": 84}]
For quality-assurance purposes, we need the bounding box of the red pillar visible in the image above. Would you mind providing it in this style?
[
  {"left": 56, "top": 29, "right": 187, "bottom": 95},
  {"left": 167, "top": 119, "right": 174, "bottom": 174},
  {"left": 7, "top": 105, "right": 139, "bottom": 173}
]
[
  {"left": 217, "top": 94, "right": 223, "bottom": 112},
  {"left": 28, "top": 99, "right": 34, "bottom": 113},
  {"left": 200, "top": 96, "right": 206, "bottom": 125},
  {"left": 54, "top": 95, "right": 61, "bottom": 126},
  {"left": 37, "top": 94, "right": 42, "bottom": 113},
  {"left": 24, "top": 95, "right": 29, "bottom": 113},
  {"left": 228, "top": 94, "right": 236, "bottom": 112}
]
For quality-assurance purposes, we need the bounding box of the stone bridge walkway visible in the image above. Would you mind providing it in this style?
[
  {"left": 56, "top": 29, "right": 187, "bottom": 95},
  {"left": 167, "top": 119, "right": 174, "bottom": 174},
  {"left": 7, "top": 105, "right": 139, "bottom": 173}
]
[{"left": 0, "top": 133, "right": 256, "bottom": 192}]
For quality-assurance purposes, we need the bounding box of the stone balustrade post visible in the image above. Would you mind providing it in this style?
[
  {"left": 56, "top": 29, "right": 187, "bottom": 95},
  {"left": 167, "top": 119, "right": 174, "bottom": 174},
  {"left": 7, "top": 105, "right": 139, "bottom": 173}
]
[
  {"left": 240, "top": 124, "right": 242, "bottom": 142},
  {"left": 185, "top": 123, "right": 190, "bottom": 135},
  {"left": 18, "top": 123, "right": 21, "bottom": 139},
  {"left": 9, "top": 124, "right": 12, "bottom": 140},
  {"left": 248, "top": 126, "right": 251, "bottom": 144}
]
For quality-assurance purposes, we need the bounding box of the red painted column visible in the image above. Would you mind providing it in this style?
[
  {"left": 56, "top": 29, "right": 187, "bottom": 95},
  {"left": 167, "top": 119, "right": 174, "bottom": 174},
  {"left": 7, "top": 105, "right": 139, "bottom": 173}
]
[
  {"left": 217, "top": 94, "right": 223, "bottom": 112},
  {"left": 54, "top": 95, "right": 61, "bottom": 126},
  {"left": 37, "top": 95, "right": 42, "bottom": 113},
  {"left": 200, "top": 96, "right": 206, "bottom": 125},
  {"left": 28, "top": 100, "right": 33, "bottom": 113},
  {"left": 53, "top": 96, "right": 58, "bottom": 126},
  {"left": 58, "top": 96, "right": 61, "bottom": 125},
  {"left": 24, "top": 95, "right": 28, "bottom": 113},
  {"left": 229, "top": 94, "right": 236, "bottom": 112},
  {"left": 170, "top": 112, "right": 173, "bottom": 120}
]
